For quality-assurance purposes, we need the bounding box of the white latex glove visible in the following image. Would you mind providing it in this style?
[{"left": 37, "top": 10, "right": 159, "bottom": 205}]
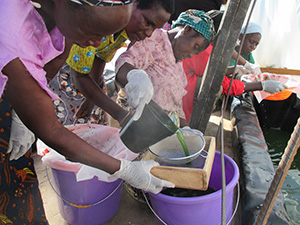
[
  {"left": 235, "top": 65, "right": 251, "bottom": 76},
  {"left": 261, "top": 80, "right": 288, "bottom": 93},
  {"left": 7, "top": 110, "right": 35, "bottom": 160},
  {"left": 113, "top": 159, "right": 175, "bottom": 194},
  {"left": 125, "top": 69, "right": 154, "bottom": 121},
  {"left": 244, "top": 61, "right": 261, "bottom": 75}
]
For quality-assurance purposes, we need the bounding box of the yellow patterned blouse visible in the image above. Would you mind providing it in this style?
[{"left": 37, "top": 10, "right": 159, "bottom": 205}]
[{"left": 66, "top": 30, "right": 128, "bottom": 74}]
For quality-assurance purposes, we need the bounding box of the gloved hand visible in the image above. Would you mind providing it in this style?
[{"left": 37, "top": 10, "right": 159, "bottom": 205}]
[
  {"left": 235, "top": 65, "right": 251, "bottom": 76},
  {"left": 125, "top": 69, "right": 154, "bottom": 121},
  {"left": 113, "top": 159, "right": 175, "bottom": 194},
  {"left": 7, "top": 110, "right": 35, "bottom": 160},
  {"left": 261, "top": 80, "right": 288, "bottom": 93},
  {"left": 244, "top": 61, "right": 262, "bottom": 75}
]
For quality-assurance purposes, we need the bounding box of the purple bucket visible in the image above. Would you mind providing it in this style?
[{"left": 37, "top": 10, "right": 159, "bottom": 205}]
[
  {"left": 149, "top": 151, "right": 239, "bottom": 225},
  {"left": 51, "top": 168, "right": 122, "bottom": 225}
]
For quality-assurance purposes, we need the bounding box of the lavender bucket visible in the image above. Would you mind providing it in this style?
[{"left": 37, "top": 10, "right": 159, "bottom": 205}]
[{"left": 149, "top": 151, "right": 239, "bottom": 225}]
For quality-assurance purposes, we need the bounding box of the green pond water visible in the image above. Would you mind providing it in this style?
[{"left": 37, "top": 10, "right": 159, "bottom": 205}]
[{"left": 264, "top": 128, "right": 300, "bottom": 224}]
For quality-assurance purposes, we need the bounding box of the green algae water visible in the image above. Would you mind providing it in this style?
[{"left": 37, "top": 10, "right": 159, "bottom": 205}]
[
  {"left": 176, "top": 129, "right": 190, "bottom": 157},
  {"left": 153, "top": 109, "right": 190, "bottom": 157},
  {"left": 264, "top": 128, "right": 300, "bottom": 224}
]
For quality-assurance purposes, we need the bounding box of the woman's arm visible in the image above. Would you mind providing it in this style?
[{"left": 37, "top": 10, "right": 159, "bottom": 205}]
[
  {"left": 3, "top": 58, "right": 121, "bottom": 174},
  {"left": 244, "top": 81, "right": 263, "bottom": 92},
  {"left": 71, "top": 57, "right": 128, "bottom": 123},
  {"left": 231, "top": 49, "right": 247, "bottom": 65},
  {"left": 3, "top": 58, "right": 176, "bottom": 194},
  {"left": 115, "top": 62, "right": 137, "bottom": 87}
]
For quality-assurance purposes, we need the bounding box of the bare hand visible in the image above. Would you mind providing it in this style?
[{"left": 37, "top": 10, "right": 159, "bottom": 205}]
[{"left": 74, "top": 98, "right": 95, "bottom": 119}]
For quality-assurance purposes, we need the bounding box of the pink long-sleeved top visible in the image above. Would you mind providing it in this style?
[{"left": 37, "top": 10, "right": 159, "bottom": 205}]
[
  {"left": 0, "top": 0, "right": 64, "bottom": 99},
  {"left": 115, "top": 29, "right": 187, "bottom": 118}
]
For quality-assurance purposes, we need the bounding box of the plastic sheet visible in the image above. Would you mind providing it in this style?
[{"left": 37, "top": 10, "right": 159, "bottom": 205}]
[
  {"left": 231, "top": 93, "right": 292, "bottom": 225},
  {"left": 36, "top": 124, "right": 138, "bottom": 182},
  {"left": 250, "top": 0, "right": 300, "bottom": 70}
]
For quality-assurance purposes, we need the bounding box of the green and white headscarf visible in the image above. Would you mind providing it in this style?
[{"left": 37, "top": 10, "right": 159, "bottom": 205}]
[{"left": 172, "top": 9, "right": 216, "bottom": 43}]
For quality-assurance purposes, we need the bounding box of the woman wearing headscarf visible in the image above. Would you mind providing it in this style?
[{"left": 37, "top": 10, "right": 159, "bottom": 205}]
[
  {"left": 0, "top": 0, "right": 174, "bottom": 223},
  {"left": 115, "top": 10, "right": 216, "bottom": 126},
  {"left": 230, "top": 22, "right": 263, "bottom": 75},
  {"left": 226, "top": 22, "right": 287, "bottom": 97},
  {"left": 182, "top": 20, "right": 287, "bottom": 122}
]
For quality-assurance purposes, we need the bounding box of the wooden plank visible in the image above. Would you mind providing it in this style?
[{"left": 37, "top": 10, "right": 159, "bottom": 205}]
[
  {"left": 189, "top": 0, "right": 252, "bottom": 133},
  {"left": 143, "top": 136, "right": 216, "bottom": 190},
  {"left": 151, "top": 166, "right": 208, "bottom": 190},
  {"left": 261, "top": 67, "right": 300, "bottom": 76},
  {"left": 202, "top": 136, "right": 216, "bottom": 184}
]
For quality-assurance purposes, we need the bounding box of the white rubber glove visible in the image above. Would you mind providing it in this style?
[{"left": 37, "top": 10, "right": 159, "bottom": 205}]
[
  {"left": 235, "top": 65, "right": 251, "bottom": 76},
  {"left": 244, "top": 61, "right": 262, "bottom": 75},
  {"left": 113, "top": 159, "right": 175, "bottom": 194},
  {"left": 261, "top": 80, "right": 288, "bottom": 93},
  {"left": 7, "top": 110, "right": 35, "bottom": 160},
  {"left": 125, "top": 69, "right": 154, "bottom": 121}
]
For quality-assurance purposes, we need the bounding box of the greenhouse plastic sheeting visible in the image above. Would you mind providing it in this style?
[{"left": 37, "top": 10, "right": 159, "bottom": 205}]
[{"left": 250, "top": 0, "right": 300, "bottom": 70}]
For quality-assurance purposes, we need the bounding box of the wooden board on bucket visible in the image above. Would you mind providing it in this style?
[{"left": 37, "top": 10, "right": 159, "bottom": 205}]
[{"left": 142, "top": 136, "right": 216, "bottom": 191}]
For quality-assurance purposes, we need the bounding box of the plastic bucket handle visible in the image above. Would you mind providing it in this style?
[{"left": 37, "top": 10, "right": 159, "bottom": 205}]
[
  {"left": 46, "top": 166, "right": 122, "bottom": 208},
  {"left": 142, "top": 182, "right": 240, "bottom": 225}
]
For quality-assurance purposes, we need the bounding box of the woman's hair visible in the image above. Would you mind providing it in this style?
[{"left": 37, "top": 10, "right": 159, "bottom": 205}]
[{"left": 136, "top": 0, "right": 175, "bottom": 14}]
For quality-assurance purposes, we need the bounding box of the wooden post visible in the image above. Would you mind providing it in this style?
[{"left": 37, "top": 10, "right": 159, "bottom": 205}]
[{"left": 189, "top": 0, "right": 252, "bottom": 133}]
